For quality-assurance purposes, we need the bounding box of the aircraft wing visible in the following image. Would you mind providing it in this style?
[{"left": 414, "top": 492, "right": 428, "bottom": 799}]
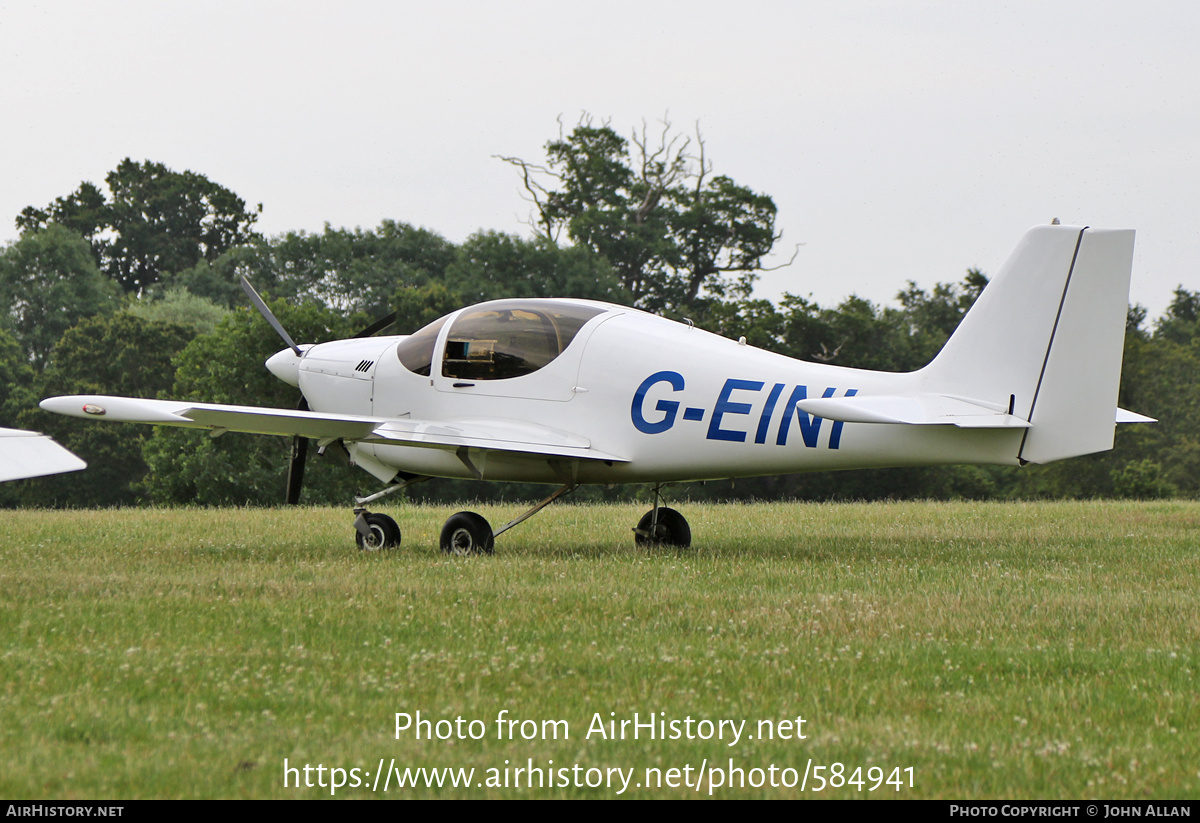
[
  {"left": 39, "top": 395, "right": 628, "bottom": 463},
  {"left": 0, "top": 427, "right": 87, "bottom": 482}
]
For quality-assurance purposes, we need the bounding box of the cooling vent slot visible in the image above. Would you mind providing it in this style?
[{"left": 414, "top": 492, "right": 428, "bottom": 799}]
[{"left": 354, "top": 360, "right": 375, "bottom": 373}]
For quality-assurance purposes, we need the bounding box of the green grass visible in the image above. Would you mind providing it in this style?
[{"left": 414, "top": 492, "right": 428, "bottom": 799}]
[{"left": 1, "top": 500, "right": 1197, "bottom": 798}]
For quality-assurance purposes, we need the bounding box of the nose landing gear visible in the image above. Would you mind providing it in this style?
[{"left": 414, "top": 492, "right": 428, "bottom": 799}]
[{"left": 354, "top": 511, "right": 401, "bottom": 551}]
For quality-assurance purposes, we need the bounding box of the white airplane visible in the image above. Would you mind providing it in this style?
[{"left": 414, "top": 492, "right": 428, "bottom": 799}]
[
  {"left": 0, "top": 426, "right": 86, "bottom": 482},
  {"left": 40, "top": 224, "right": 1151, "bottom": 554}
]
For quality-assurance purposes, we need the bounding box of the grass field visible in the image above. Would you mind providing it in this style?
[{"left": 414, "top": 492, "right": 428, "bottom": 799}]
[{"left": 1, "top": 500, "right": 1197, "bottom": 799}]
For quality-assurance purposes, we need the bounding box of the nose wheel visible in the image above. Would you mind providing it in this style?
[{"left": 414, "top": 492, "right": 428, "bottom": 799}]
[
  {"left": 354, "top": 511, "right": 401, "bottom": 551},
  {"left": 350, "top": 475, "right": 428, "bottom": 552}
]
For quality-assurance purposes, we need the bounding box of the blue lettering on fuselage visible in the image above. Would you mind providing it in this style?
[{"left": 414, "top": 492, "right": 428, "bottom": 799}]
[
  {"left": 631, "top": 371, "right": 685, "bottom": 434},
  {"left": 707, "top": 379, "right": 764, "bottom": 442},
  {"left": 631, "top": 373, "right": 858, "bottom": 449}
]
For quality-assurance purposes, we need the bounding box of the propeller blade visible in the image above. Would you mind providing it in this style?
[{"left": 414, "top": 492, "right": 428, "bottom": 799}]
[
  {"left": 286, "top": 435, "right": 308, "bottom": 504},
  {"left": 240, "top": 277, "right": 302, "bottom": 356},
  {"left": 241, "top": 280, "right": 395, "bottom": 504},
  {"left": 354, "top": 311, "right": 398, "bottom": 339},
  {"left": 285, "top": 395, "right": 310, "bottom": 505}
]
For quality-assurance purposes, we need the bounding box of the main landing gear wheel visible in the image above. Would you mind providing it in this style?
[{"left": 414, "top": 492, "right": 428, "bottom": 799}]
[
  {"left": 634, "top": 506, "right": 691, "bottom": 548},
  {"left": 441, "top": 511, "right": 494, "bottom": 556},
  {"left": 355, "top": 512, "right": 401, "bottom": 551}
]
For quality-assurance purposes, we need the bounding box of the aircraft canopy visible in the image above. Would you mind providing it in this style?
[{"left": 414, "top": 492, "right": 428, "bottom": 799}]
[{"left": 396, "top": 299, "right": 607, "bottom": 380}]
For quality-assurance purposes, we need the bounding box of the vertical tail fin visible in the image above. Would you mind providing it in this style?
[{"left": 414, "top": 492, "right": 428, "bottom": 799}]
[{"left": 920, "top": 224, "right": 1136, "bottom": 463}]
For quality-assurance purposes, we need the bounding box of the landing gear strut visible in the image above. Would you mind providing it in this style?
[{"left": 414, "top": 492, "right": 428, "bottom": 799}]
[{"left": 633, "top": 484, "right": 691, "bottom": 548}]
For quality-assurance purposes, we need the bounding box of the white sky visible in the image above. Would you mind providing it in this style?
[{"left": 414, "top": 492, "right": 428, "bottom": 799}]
[{"left": 2, "top": 0, "right": 1197, "bottom": 320}]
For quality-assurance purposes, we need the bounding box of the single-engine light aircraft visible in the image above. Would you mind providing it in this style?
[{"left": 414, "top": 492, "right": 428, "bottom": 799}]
[{"left": 41, "top": 224, "right": 1151, "bottom": 554}]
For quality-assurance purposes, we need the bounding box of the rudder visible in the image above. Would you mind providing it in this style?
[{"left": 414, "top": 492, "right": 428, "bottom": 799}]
[
  {"left": 1017, "top": 227, "right": 1135, "bottom": 462},
  {"left": 919, "top": 224, "right": 1136, "bottom": 464}
]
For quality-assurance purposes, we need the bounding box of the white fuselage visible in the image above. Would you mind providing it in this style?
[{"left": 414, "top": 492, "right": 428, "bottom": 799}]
[{"left": 296, "top": 305, "right": 1024, "bottom": 485}]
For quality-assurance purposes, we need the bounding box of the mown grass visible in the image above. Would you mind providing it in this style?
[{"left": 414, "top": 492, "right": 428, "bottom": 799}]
[{"left": 1, "top": 500, "right": 1197, "bottom": 798}]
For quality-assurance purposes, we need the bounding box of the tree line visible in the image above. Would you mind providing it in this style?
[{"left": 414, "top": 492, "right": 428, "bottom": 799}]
[{"left": 1, "top": 122, "right": 1195, "bottom": 508}]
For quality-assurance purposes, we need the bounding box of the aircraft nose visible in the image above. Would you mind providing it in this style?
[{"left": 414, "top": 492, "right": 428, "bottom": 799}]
[{"left": 265, "top": 346, "right": 303, "bottom": 387}]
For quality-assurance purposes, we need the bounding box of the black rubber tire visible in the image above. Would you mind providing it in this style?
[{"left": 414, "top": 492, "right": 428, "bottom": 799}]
[
  {"left": 355, "top": 512, "right": 401, "bottom": 551},
  {"left": 440, "top": 511, "right": 495, "bottom": 556},
  {"left": 633, "top": 506, "right": 691, "bottom": 548}
]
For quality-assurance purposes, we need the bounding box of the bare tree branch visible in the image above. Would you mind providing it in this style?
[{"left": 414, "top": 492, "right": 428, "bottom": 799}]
[
  {"left": 493, "top": 154, "right": 561, "bottom": 242},
  {"left": 757, "top": 243, "right": 803, "bottom": 273}
]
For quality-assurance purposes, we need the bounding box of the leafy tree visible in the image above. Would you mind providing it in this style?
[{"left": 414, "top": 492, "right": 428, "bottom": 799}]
[
  {"left": 0, "top": 224, "right": 120, "bottom": 370},
  {"left": 694, "top": 297, "right": 789, "bottom": 351},
  {"left": 894, "top": 269, "right": 988, "bottom": 367},
  {"left": 500, "top": 117, "right": 780, "bottom": 314},
  {"left": 390, "top": 282, "right": 466, "bottom": 334},
  {"left": 1106, "top": 330, "right": 1200, "bottom": 497},
  {"left": 265, "top": 221, "right": 454, "bottom": 317},
  {"left": 165, "top": 220, "right": 455, "bottom": 318},
  {"left": 17, "top": 159, "right": 261, "bottom": 294},
  {"left": 163, "top": 241, "right": 274, "bottom": 309},
  {"left": 807, "top": 295, "right": 915, "bottom": 371},
  {"left": 0, "top": 328, "right": 40, "bottom": 507},
  {"left": 695, "top": 268, "right": 989, "bottom": 382},
  {"left": 1126, "top": 303, "right": 1149, "bottom": 339},
  {"left": 1154, "top": 287, "right": 1200, "bottom": 345},
  {"left": 126, "top": 286, "right": 231, "bottom": 335},
  {"left": 444, "top": 231, "right": 627, "bottom": 304},
  {"left": 0, "top": 328, "right": 36, "bottom": 424},
  {"left": 1110, "top": 458, "right": 1178, "bottom": 499},
  {"left": 14, "top": 313, "right": 192, "bottom": 507}
]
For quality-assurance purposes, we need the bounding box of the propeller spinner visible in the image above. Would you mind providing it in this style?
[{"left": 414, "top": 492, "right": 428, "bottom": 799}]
[{"left": 239, "top": 277, "right": 396, "bottom": 505}]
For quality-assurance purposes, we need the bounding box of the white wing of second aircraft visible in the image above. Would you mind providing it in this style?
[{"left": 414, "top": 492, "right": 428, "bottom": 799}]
[
  {"left": 38, "top": 395, "right": 629, "bottom": 463},
  {"left": 0, "top": 426, "right": 87, "bottom": 482}
]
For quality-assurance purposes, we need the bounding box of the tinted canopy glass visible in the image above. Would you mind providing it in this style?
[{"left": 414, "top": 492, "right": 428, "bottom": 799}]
[
  {"left": 395, "top": 315, "right": 448, "bottom": 376},
  {"left": 441, "top": 300, "right": 605, "bottom": 380}
]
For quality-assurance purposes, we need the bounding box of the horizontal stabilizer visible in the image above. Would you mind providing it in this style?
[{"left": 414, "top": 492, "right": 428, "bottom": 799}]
[
  {"left": 1116, "top": 408, "right": 1156, "bottom": 424},
  {"left": 794, "top": 394, "right": 1032, "bottom": 429}
]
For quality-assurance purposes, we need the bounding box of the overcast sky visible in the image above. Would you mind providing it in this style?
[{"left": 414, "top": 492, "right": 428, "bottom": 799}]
[{"left": 2, "top": 0, "right": 1196, "bottom": 320}]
